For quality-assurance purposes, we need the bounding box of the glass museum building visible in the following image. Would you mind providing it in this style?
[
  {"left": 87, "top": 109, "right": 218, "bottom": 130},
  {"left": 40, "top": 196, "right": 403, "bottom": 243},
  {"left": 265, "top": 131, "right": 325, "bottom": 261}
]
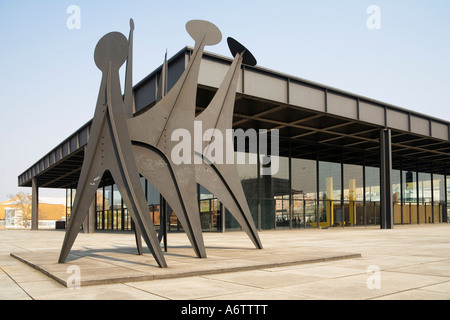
[{"left": 18, "top": 47, "right": 450, "bottom": 233}]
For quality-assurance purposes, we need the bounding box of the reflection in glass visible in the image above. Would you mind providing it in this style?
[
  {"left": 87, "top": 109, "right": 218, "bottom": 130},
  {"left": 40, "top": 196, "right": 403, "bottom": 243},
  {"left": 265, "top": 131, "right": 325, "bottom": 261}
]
[
  {"left": 104, "top": 185, "right": 112, "bottom": 229},
  {"left": 65, "top": 189, "right": 72, "bottom": 223},
  {"left": 261, "top": 199, "right": 275, "bottom": 230},
  {"left": 199, "top": 185, "right": 221, "bottom": 231},
  {"left": 292, "top": 158, "right": 317, "bottom": 228},
  {"left": 96, "top": 187, "right": 103, "bottom": 229},
  {"left": 104, "top": 185, "right": 112, "bottom": 211},
  {"left": 433, "top": 174, "right": 445, "bottom": 223},
  {"left": 418, "top": 172, "right": 431, "bottom": 224},
  {"left": 147, "top": 181, "right": 160, "bottom": 205},
  {"left": 260, "top": 156, "right": 289, "bottom": 229},
  {"left": 96, "top": 188, "right": 103, "bottom": 211},
  {"left": 113, "top": 185, "right": 121, "bottom": 209},
  {"left": 146, "top": 180, "right": 164, "bottom": 230},
  {"left": 150, "top": 204, "right": 161, "bottom": 228},
  {"left": 236, "top": 151, "right": 258, "bottom": 200},
  {"left": 319, "top": 161, "right": 341, "bottom": 227},
  {"left": 365, "top": 166, "right": 380, "bottom": 225},
  {"left": 403, "top": 170, "right": 417, "bottom": 202},
  {"left": 85, "top": 146, "right": 450, "bottom": 233},
  {"left": 403, "top": 169, "right": 417, "bottom": 224},
  {"left": 123, "top": 208, "right": 131, "bottom": 230},
  {"left": 234, "top": 152, "right": 259, "bottom": 229},
  {"left": 344, "top": 164, "right": 364, "bottom": 226},
  {"left": 392, "top": 169, "right": 402, "bottom": 224}
]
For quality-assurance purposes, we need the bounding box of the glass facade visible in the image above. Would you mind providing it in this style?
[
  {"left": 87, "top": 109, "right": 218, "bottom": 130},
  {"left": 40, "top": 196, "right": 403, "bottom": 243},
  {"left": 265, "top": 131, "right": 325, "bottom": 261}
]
[
  {"left": 93, "top": 184, "right": 132, "bottom": 231},
  {"left": 433, "top": 174, "right": 445, "bottom": 224},
  {"left": 65, "top": 188, "right": 75, "bottom": 223},
  {"left": 365, "top": 166, "right": 380, "bottom": 226},
  {"left": 291, "top": 158, "right": 317, "bottom": 228},
  {"left": 199, "top": 185, "right": 222, "bottom": 232},
  {"left": 65, "top": 148, "right": 449, "bottom": 232},
  {"left": 344, "top": 164, "right": 364, "bottom": 226}
]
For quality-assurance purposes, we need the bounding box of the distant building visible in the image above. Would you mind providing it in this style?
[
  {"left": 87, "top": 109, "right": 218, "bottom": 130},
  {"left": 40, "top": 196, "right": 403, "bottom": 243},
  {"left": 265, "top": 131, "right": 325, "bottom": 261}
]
[{"left": 0, "top": 197, "right": 65, "bottom": 229}]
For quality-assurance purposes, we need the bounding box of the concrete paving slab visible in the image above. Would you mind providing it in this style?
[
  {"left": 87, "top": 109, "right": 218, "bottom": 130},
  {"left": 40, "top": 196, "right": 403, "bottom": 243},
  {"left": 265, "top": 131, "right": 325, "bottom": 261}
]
[
  {"left": 325, "top": 255, "right": 449, "bottom": 271},
  {"left": 17, "top": 280, "right": 166, "bottom": 300},
  {"left": 374, "top": 289, "right": 450, "bottom": 300},
  {"left": 276, "top": 270, "right": 448, "bottom": 300},
  {"left": 202, "top": 269, "right": 325, "bottom": 289},
  {"left": 389, "top": 260, "right": 450, "bottom": 277},
  {"left": 0, "top": 284, "right": 31, "bottom": 300},
  {"left": 281, "top": 265, "right": 367, "bottom": 279},
  {"left": 10, "top": 235, "right": 360, "bottom": 288},
  {"left": 125, "top": 276, "right": 255, "bottom": 300},
  {"left": 0, "top": 268, "right": 32, "bottom": 300},
  {"left": 418, "top": 280, "right": 450, "bottom": 294},
  {"left": 1, "top": 225, "right": 450, "bottom": 300},
  {"left": 196, "top": 288, "right": 320, "bottom": 300}
]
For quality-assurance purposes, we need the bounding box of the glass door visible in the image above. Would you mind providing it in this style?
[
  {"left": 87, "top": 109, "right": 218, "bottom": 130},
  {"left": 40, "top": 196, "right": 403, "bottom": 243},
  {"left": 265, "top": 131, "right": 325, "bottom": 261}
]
[{"left": 199, "top": 198, "right": 221, "bottom": 231}]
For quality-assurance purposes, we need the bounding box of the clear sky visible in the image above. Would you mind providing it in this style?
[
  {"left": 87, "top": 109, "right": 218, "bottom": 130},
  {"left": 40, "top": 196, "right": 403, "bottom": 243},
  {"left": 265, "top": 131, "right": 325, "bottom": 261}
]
[{"left": 0, "top": 0, "right": 449, "bottom": 202}]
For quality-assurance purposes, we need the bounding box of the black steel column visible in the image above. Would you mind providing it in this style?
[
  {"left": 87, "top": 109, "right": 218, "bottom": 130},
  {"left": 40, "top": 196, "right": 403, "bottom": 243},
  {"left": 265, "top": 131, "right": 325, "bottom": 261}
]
[
  {"left": 445, "top": 167, "right": 448, "bottom": 223},
  {"left": 340, "top": 159, "right": 344, "bottom": 228},
  {"left": 431, "top": 164, "right": 434, "bottom": 224},
  {"left": 416, "top": 166, "right": 420, "bottom": 224},
  {"left": 288, "top": 146, "right": 293, "bottom": 230},
  {"left": 363, "top": 156, "right": 367, "bottom": 226},
  {"left": 316, "top": 149, "right": 320, "bottom": 229},
  {"left": 400, "top": 166, "right": 404, "bottom": 225},
  {"left": 31, "top": 177, "right": 39, "bottom": 230},
  {"left": 257, "top": 133, "right": 261, "bottom": 231},
  {"left": 380, "top": 129, "right": 393, "bottom": 229}
]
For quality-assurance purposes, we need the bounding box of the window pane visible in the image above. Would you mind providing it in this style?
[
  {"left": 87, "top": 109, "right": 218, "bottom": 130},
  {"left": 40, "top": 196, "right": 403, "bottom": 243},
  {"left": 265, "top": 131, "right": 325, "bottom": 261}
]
[
  {"left": 113, "top": 185, "right": 121, "bottom": 210},
  {"left": 365, "top": 166, "right": 380, "bottom": 225},
  {"left": 291, "top": 158, "right": 317, "bottom": 228},
  {"left": 236, "top": 151, "right": 258, "bottom": 199},
  {"left": 344, "top": 164, "right": 364, "bottom": 226},
  {"left": 432, "top": 174, "right": 444, "bottom": 223},
  {"left": 260, "top": 156, "right": 289, "bottom": 229},
  {"left": 403, "top": 170, "right": 417, "bottom": 203},
  {"left": 291, "top": 158, "right": 316, "bottom": 200},
  {"left": 104, "top": 185, "right": 112, "bottom": 211},
  {"left": 319, "top": 161, "right": 341, "bottom": 227},
  {"left": 104, "top": 185, "right": 112, "bottom": 230},
  {"left": 260, "top": 156, "right": 289, "bottom": 199},
  {"left": 96, "top": 188, "right": 103, "bottom": 212},
  {"left": 147, "top": 181, "right": 160, "bottom": 205},
  {"left": 418, "top": 172, "right": 431, "bottom": 224},
  {"left": 392, "top": 169, "right": 401, "bottom": 224}
]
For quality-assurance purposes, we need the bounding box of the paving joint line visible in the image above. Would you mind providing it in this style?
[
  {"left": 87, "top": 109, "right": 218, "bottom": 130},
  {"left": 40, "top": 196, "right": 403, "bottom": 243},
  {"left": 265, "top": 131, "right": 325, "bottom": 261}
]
[
  {"left": 123, "top": 282, "right": 172, "bottom": 300},
  {"left": 0, "top": 266, "right": 34, "bottom": 300}
]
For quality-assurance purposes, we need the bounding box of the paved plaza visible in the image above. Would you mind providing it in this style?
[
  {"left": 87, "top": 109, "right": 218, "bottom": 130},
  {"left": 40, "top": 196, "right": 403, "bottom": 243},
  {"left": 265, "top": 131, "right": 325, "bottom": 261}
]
[{"left": 1, "top": 225, "right": 450, "bottom": 300}]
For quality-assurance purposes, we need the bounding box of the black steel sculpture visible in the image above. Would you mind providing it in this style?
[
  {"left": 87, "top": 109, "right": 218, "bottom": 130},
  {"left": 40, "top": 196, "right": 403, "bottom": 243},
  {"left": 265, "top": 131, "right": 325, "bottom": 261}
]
[
  {"left": 58, "top": 28, "right": 166, "bottom": 268},
  {"left": 128, "top": 20, "right": 222, "bottom": 259},
  {"left": 194, "top": 37, "right": 262, "bottom": 250},
  {"left": 58, "top": 19, "right": 263, "bottom": 268}
]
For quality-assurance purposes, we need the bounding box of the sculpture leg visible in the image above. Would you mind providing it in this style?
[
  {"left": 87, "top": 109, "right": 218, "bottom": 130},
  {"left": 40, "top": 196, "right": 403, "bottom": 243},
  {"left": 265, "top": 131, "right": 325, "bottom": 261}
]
[
  {"left": 133, "top": 219, "right": 143, "bottom": 255},
  {"left": 58, "top": 174, "right": 101, "bottom": 263},
  {"left": 134, "top": 143, "right": 206, "bottom": 258},
  {"left": 108, "top": 154, "right": 167, "bottom": 268}
]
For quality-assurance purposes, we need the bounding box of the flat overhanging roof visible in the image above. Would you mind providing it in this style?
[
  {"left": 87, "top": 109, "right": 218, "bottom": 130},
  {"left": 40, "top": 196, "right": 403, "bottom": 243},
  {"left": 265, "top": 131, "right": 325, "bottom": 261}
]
[{"left": 18, "top": 47, "right": 450, "bottom": 189}]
